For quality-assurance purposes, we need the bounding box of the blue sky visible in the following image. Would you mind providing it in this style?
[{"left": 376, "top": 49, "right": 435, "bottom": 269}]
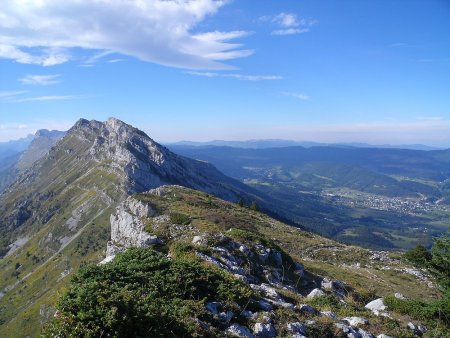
[{"left": 1, "top": 0, "right": 449, "bottom": 146}]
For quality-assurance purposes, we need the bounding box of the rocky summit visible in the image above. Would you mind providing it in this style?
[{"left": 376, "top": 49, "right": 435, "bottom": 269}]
[{"left": 68, "top": 118, "right": 252, "bottom": 198}]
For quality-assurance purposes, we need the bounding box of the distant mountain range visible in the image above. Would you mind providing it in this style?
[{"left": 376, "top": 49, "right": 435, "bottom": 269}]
[
  {"left": 0, "top": 134, "right": 34, "bottom": 161},
  {"left": 168, "top": 139, "right": 444, "bottom": 151},
  {"left": 169, "top": 144, "right": 450, "bottom": 249},
  {"left": 0, "top": 130, "right": 66, "bottom": 192}
]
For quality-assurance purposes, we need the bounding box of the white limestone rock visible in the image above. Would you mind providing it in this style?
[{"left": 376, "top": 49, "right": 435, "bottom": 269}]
[
  {"left": 227, "top": 324, "right": 255, "bottom": 338},
  {"left": 394, "top": 292, "right": 406, "bottom": 300},
  {"left": 100, "top": 197, "right": 161, "bottom": 264},
  {"left": 264, "top": 297, "right": 294, "bottom": 310},
  {"left": 343, "top": 316, "right": 369, "bottom": 326},
  {"left": 192, "top": 235, "right": 206, "bottom": 245},
  {"left": 254, "top": 322, "right": 276, "bottom": 338},
  {"left": 250, "top": 284, "right": 280, "bottom": 299},
  {"left": 306, "top": 288, "right": 325, "bottom": 299},
  {"left": 321, "top": 278, "right": 346, "bottom": 297},
  {"left": 365, "top": 298, "right": 388, "bottom": 316},
  {"left": 110, "top": 199, "right": 161, "bottom": 249},
  {"left": 321, "top": 310, "right": 338, "bottom": 319},
  {"left": 287, "top": 322, "right": 306, "bottom": 336}
]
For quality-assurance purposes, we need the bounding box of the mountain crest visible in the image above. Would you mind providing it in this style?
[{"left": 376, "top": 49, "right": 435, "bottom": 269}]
[{"left": 29, "top": 117, "right": 251, "bottom": 200}]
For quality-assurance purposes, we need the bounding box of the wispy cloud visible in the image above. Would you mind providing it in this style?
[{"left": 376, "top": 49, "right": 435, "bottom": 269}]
[
  {"left": 19, "top": 74, "right": 61, "bottom": 85},
  {"left": 187, "top": 71, "right": 283, "bottom": 81},
  {"left": 0, "top": 90, "right": 28, "bottom": 99},
  {"left": 0, "top": 1, "right": 252, "bottom": 70},
  {"left": 107, "top": 59, "right": 124, "bottom": 63},
  {"left": 282, "top": 92, "right": 310, "bottom": 100},
  {"left": 83, "top": 50, "right": 115, "bottom": 65},
  {"left": 13, "top": 95, "right": 76, "bottom": 103},
  {"left": 260, "top": 12, "right": 317, "bottom": 36}
]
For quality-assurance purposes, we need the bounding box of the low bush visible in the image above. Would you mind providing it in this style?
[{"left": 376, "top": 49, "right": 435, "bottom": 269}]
[
  {"left": 42, "top": 247, "right": 253, "bottom": 337},
  {"left": 384, "top": 293, "right": 450, "bottom": 326},
  {"left": 169, "top": 212, "right": 191, "bottom": 225}
]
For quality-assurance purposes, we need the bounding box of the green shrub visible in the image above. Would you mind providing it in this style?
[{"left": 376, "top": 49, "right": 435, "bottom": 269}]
[
  {"left": 307, "top": 317, "right": 347, "bottom": 338},
  {"left": 143, "top": 219, "right": 154, "bottom": 233},
  {"left": 42, "top": 247, "right": 253, "bottom": 337},
  {"left": 384, "top": 293, "right": 450, "bottom": 326},
  {"left": 227, "top": 228, "right": 269, "bottom": 246},
  {"left": 170, "top": 242, "right": 211, "bottom": 258},
  {"left": 404, "top": 244, "right": 432, "bottom": 267},
  {"left": 308, "top": 294, "right": 341, "bottom": 310},
  {"left": 250, "top": 201, "right": 259, "bottom": 211},
  {"left": 169, "top": 212, "right": 191, "bottom": 225},
  {"left": 431, "top": 231, "right": 450, "bottom": 289}
]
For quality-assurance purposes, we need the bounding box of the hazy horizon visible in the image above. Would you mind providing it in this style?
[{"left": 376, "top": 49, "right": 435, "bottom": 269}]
[{"left": 1, "top": 118, "right": 448, "bottom": 150}]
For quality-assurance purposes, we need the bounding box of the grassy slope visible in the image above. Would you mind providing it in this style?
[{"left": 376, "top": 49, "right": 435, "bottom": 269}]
[
  {"left": 134, "top": 186, "right": 439, "bottom": 303},
  {"left": 1, "top": 183, "right": 442, "bottom": 336},
  {"left": 0, "top": 133, "right": 125, "bottom": 336}
]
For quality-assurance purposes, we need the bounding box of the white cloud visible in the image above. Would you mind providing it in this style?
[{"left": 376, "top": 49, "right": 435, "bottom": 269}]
[
  {"left": 107, "top": 59, "right": 124, "bottom": 63},
  {"left": 14, "top": 95, "right": 76, "bottom": 103},
  {"left": 261, "top": 12, "right": 317, "bottom": 36},
  {"left": 0, "top": 0, "right": 252, "bottom": 70},
  {"left": 0, "top": 90, "right": 28, "bottom": 99},
  {"left": 272, "top": 28, "right": 310, "bottom": 36},
  {"left": 282, "top": 92, "right": 310, "bottom": 100},
  {"left": 187, "top": 71, "right": 283, "bottom": 81},
  {"left": 19, "top": 74, "right": 61, "bottom": 85},
  {"left": 273, "top": 13, "right": 300, "bottom": 28},
  {"left": 0, "top": 44, "right": 69, "bottom": 66}
]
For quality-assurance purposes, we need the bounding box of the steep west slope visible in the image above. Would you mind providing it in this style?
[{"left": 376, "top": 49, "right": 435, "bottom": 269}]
[{"left": 0, "top": 117, "right": 262, "bottom": 335}]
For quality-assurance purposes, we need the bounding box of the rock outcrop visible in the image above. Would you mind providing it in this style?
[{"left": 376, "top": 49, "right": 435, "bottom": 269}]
[
  {"left": 69, "top": 118, "right": 254, "bottom": 202},
  {"left": 101, "top": 197, "right": 161, "bottom": 264}
]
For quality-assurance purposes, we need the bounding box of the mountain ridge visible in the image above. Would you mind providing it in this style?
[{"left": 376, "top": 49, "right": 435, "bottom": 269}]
[
  {"left": 168, "top": 140, "right": 445, "bottom": 151},
  {"left": 0, "top": 117, "right": 270, "bottom": 334}
]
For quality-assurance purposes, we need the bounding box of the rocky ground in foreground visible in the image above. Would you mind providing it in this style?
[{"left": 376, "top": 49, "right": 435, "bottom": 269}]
[{"left": 44, "top": 186, "right": 447, "bottom": 337}]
